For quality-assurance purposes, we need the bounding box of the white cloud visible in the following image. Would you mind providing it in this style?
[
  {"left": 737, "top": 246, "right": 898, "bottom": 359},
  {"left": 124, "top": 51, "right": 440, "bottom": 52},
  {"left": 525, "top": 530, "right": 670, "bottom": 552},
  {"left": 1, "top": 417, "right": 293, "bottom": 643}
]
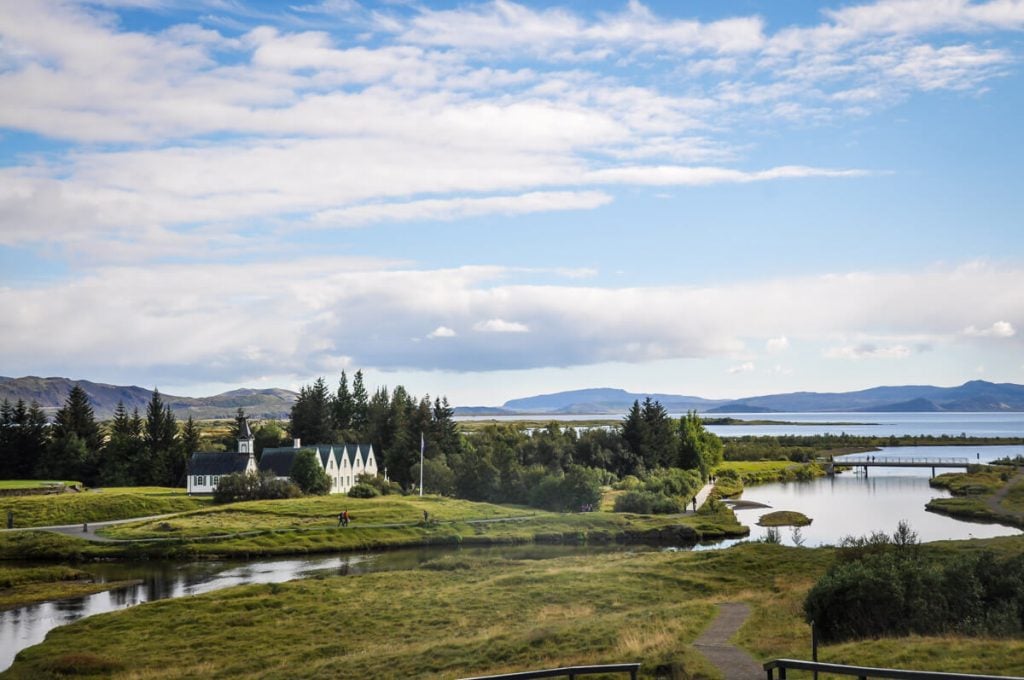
[
  {"left": 313, "top": 191, "right": 613, "bottom": 228},
  {"left": 427, "top": 326, "right": 457, "bottom": 339},
  {"left": 964, "top": 320, "right": 1016, "bottom": 338},
  {"left": 1, "top": 260, "right": 1021, "bottom": 381},
  {"left": 824, "top": 344, "right": 913, "bottom": 360},
  {"left": 473, "top": 319, "right": 530, "bottom": 333},
  {"left": 765, "top": 336, "right": 790, "bottom": 353},
  {"left": 728, "top": 361, "right": 756, "bottom": 374}
]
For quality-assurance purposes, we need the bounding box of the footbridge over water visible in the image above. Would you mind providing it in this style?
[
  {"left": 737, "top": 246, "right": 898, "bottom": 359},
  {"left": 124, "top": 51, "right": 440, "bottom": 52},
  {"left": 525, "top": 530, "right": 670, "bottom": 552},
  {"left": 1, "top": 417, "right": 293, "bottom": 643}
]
[{"left": 820, "top": 455, "right": 972, "bottom": 477}]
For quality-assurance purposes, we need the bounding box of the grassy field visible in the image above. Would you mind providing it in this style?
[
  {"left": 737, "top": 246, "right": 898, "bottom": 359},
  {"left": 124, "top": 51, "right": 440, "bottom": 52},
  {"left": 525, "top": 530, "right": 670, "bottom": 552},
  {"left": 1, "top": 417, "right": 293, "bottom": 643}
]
[
  {"left": 0, "top": 564, "right": 140, "bottom": 610},
  {"left": 0, "top": 487, "right": 210, "bottom": 528},
  {"left": 757, "top": 511, "right": 811, "bottom": 527},
  {"left": 6, "top": 538, "right": 1024, "bottom": 679},
  {"left": 0, "top": 493, "right": 749, "bottom": 560}
]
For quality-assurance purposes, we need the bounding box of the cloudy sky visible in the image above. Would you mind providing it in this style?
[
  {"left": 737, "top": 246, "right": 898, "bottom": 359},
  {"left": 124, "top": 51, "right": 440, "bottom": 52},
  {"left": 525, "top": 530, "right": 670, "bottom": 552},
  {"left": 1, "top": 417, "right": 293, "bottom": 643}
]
[{"left": 1, "top": 0, "right": 1023, "bottom": 406}]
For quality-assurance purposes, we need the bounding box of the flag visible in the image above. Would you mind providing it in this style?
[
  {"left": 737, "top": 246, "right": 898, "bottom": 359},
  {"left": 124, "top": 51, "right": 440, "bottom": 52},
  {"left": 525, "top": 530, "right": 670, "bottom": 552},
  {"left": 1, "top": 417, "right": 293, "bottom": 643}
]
[{"left": 419, "top": 432, "right": 425, "bottom": 497}]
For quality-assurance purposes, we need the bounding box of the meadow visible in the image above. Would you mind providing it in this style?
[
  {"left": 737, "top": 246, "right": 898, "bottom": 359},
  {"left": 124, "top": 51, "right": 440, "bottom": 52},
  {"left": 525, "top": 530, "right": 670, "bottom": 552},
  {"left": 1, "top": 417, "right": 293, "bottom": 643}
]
[
  {"left": 0, "top": 487, "right": 210, "bottom": 528},
  {"left": 6, "top": 539, "right": 1024, "bottom": 679}
]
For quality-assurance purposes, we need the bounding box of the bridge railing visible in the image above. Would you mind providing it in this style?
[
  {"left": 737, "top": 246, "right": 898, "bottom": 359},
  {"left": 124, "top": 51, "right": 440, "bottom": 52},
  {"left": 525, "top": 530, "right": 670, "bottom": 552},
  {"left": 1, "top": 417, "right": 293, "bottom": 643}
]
[
  {"left": 764, "top": 658, "right": 1023, "bottom": 680},
  {"left": 459, "top": 663, "right": 640, "bottom": 680},
  {"left": 835, "top": 456, "right": 970, "bottom": 465}
]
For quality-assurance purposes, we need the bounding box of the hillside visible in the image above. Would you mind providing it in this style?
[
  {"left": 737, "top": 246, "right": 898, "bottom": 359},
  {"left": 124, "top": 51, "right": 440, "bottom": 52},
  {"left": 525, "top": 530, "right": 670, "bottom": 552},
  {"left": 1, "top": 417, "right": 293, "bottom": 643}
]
[{"left": 0, "top": 377, "right": 297, "bottom": 420}]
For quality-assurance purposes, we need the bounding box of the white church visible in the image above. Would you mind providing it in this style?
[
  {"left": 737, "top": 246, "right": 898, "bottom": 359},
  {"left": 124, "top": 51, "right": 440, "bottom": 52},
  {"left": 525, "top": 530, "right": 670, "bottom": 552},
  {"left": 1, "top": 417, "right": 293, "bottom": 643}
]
[{"left": 186, "top": 419, "right": 378, "bottom": 495}]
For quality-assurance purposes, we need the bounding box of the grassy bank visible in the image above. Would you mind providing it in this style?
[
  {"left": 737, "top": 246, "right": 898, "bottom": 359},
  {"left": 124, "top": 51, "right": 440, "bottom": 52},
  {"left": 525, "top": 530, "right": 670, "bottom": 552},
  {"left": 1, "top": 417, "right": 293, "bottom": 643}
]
[
  {"left": 7, "top": 538, "right": 1024, "bottom": 679},
  {"left": 0, "top": 564, "right": 140, "bottom": 610},
  {"left": 0, "top": 494, "right": 749, "bottom": 561},
  {"left": 0, "top": 487, "right": 210, "bottom": 528},
  {"left": 712, "top": 461, "right": 826, "bottom": 498},
  {"left": 926, "top": 467, "right": 1024, "bottom": 529}
]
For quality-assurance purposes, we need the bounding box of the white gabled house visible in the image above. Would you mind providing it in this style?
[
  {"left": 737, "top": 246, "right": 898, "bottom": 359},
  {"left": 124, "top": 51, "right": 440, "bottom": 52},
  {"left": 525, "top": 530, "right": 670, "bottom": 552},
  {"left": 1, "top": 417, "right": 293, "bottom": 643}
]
[
  {"left": 186, "top": 419, "right": 258, "bottom": 495},
  {"left": 260, "top": 440, "right": 378, "bottom": 494}
]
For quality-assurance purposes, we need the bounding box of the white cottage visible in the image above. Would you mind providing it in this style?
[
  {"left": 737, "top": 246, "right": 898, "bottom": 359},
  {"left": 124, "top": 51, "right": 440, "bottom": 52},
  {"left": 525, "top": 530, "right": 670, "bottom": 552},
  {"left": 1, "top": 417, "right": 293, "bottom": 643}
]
[
  {"left": 260, "top": 439, "right": 378, "bottom": 494},
  {"left": 186, "top": 419, "right": 258, "bottom": 495}
]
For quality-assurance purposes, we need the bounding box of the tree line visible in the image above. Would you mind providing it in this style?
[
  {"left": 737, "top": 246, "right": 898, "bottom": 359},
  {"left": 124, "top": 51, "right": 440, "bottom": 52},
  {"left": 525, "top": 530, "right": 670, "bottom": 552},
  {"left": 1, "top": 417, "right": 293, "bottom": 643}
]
[{"left": 0, "top": 386, "right": 198, "bottom": 487}]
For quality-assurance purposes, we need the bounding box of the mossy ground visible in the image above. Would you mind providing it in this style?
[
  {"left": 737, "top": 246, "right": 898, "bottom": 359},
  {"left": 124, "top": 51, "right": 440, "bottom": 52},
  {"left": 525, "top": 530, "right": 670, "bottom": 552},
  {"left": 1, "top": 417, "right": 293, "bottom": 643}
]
[
  {"left": 757, "top": 511, "right": 811, "bottom": 527},
  {"left": 7, "top": 539, "right": 1024, "bottom": 679}
]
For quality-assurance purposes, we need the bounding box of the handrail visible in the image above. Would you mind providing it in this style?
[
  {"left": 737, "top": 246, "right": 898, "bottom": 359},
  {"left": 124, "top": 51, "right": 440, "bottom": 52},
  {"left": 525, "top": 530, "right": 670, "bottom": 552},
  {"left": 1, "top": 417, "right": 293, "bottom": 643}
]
[
  {"left": 764, "top": 658, "right": 1024, "bottom": 680},
  {"left": 837, "top": 457, "right": 970, "bottom": 465},
  {"left": 460, "top": 662, "right": 640, "bottom": 680}
]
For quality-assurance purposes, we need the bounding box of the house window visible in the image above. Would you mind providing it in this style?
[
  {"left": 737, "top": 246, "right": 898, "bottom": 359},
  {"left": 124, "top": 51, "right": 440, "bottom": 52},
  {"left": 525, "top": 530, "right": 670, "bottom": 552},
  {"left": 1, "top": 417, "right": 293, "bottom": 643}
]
[
  {"left": 195, "top": 475, "right": 205, "bottom": 486},
  {"left": 212, "top": 476, "right": 219, "bottom": 486}
]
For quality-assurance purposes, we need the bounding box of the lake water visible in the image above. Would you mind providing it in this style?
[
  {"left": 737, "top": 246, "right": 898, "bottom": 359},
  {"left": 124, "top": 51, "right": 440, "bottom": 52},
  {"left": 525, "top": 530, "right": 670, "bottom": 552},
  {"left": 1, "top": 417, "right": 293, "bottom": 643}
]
[
  {"left": 711, "top": 445, "right": 1024, "bottom": 549},
  {"left": 459, "top": 412, "right": 1024, "bottom": 438}
]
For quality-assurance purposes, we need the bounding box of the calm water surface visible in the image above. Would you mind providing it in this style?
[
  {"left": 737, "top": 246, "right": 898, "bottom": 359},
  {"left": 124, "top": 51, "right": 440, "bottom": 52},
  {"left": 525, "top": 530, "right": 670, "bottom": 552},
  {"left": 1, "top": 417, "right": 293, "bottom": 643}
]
[
  {"left": 459, "top": 412, "right": 1024, "bottom": 438},
  {"left": 714, "top": 445, "right": 1024, "bottom": 548}
]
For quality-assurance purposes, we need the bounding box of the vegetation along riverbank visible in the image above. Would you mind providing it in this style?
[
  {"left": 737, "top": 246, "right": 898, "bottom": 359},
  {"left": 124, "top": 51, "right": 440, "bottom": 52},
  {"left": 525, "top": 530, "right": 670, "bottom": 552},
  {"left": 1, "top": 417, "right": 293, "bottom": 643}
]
[{"left": 5, "top": 534, "right": 1024, "bottom": 679}]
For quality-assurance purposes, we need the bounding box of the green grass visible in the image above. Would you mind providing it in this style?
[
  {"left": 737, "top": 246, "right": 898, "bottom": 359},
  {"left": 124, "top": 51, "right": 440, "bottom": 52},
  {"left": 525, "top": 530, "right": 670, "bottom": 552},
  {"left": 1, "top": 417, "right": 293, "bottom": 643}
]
[
  {"left": 757, "top": 511, "right": 811, "bottom": 527},
  {"left": 926, "top": 468, "right": 1024, "bottom": 529},
  {"left": 8, "top": 538, "right": 1024, "bottom": 679},
  {"left": 0, "top": 495, "right": 749, "bottom": 560},
  {"left": 0, "top": 486, "right": 210, "bottom": 528},
  {"left": 0, "top": 565, "right": 140, "bottom": 610}
]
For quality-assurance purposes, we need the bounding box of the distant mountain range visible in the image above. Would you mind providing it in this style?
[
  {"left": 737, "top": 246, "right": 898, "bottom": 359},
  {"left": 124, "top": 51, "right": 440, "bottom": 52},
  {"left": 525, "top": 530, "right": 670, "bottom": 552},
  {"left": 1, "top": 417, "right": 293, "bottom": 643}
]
[
  {"left": 456, "top": 380, "right": 1024, "bottom": 415},
  {"left": 0, "top": 377, "right": 298, "bottom": 420},
  {"left": 4, "top": 376, "right": 1024, "bottom": 422}
]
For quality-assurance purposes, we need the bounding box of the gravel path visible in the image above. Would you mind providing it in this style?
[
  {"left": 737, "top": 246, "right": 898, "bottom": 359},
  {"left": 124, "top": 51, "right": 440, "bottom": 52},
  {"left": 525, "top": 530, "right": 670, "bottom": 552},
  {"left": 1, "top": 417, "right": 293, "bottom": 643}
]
[{"left": 694, "top": 602, "right": 762, "bottom": 680}]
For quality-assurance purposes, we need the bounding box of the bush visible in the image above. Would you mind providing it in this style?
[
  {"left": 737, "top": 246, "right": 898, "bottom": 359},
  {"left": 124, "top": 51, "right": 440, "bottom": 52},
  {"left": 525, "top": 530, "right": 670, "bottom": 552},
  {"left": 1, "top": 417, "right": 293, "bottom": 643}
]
[
  {"left": 644, "top": 468, "right": 701, "bottom": 498},
  {"left": 356, "top": 473, "right": 400, "bottom": 495},
  {"left": 616, "top": 475, "right": 642, "bottom": 491},
  {"left": 805, "top": 524, "right": 1024, "bottom": 642},
  {"left": 613, "top": 490, "right": 658, "bottom": 514},
  {"left": 213, "top": 472, "right": 301, "bottom": 504},
  {"left": 347, "top": 483, "right": 379, "bottom": 498}
]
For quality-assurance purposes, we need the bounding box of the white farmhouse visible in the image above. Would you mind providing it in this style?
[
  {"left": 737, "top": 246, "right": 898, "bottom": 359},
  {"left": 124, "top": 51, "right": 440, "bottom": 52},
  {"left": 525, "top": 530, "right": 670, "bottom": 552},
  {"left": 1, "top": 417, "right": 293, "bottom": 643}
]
[{"left": 260, "top": 440, "right": 378, "bottom": 494}]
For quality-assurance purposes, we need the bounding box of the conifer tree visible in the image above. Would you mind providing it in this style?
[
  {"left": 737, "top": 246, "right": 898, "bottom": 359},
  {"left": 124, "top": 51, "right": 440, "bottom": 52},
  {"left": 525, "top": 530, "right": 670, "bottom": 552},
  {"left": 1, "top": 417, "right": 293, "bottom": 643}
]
[
  {"left": 351, "top": 370, "right": 369, "bottom": 433},
  {"left": 333, "top": 370, "right": 354, "bottom": 434}
]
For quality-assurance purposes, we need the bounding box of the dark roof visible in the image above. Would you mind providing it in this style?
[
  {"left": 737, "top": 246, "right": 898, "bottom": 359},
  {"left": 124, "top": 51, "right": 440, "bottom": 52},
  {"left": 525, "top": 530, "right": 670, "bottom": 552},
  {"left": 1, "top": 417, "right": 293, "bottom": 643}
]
[
  {"left": 188, "top": 452, "right": 252, "bottom": 476},
  {"left": 259, "top": 449, "right": 301, "bottom": 477},
  {"left": 239, "top": 418, "right": 253, "bottom": 440}
]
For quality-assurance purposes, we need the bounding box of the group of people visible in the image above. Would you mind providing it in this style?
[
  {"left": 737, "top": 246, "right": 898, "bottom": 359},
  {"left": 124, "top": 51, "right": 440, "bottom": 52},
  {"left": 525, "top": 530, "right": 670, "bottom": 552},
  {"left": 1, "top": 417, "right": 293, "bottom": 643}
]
[{"left": 337, "top": 510, "right": 350, "bottom": 527}]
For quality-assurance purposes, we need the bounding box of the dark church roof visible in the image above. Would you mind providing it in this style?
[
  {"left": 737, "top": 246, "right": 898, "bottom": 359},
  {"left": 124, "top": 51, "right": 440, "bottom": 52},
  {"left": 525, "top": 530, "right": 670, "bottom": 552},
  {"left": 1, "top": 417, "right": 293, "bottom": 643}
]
[
  {"left": 188, "top": 452, "right": 252, "bottom": 476},
  {"left": 239, "top": 418, "right": 253, "bottom": 440},
  {"left": 259, "top": 449, "right": 302, "bottom": 477}
]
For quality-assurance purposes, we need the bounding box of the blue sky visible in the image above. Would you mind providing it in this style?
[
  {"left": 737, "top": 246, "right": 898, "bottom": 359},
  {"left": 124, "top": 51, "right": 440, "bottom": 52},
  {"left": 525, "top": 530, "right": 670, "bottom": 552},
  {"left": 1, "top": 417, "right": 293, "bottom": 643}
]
[{"left": 1, "top": 0, "right": 1022, "bottom": 406}]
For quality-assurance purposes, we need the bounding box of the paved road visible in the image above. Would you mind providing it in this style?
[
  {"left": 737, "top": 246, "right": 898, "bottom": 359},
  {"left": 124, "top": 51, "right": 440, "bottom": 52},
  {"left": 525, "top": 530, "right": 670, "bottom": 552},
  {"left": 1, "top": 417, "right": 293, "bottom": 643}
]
[{"left": 694, "top": 603, "right": 763, "bottom": 680}]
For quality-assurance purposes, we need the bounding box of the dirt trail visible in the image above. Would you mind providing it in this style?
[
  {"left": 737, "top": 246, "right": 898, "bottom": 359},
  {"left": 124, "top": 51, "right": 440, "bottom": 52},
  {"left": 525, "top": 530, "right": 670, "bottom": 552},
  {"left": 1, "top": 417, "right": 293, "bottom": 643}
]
[
  {"left": 693, "top": 602, "right": 762, "bottom": 680},
  {"left": 986, "top": 469, "right": 1024, "bottom": 520}
]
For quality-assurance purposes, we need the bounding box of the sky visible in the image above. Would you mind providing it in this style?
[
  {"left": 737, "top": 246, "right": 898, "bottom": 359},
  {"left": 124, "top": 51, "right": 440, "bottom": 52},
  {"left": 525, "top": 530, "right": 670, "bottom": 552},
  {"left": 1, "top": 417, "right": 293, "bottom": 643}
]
[{"left": 1, "top": 0, "right": 1023, "bottom": 407}]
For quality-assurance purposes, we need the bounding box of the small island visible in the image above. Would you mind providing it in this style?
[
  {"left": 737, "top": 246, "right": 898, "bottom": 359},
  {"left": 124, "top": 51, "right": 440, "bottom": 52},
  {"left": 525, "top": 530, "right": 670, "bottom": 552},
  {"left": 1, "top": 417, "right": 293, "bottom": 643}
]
[{"left": 757, "top": 510, "right": 812, "bottom": 527}]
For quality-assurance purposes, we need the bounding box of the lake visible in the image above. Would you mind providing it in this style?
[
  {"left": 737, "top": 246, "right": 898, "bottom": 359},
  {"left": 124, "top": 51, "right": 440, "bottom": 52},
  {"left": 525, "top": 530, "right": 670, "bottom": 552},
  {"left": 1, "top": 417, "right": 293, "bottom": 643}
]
[
  {"left": 711, "top": 445, "right": 1024, "bottom": 549},
  {"left": 458, "top": 411, "right": 1024, "bottom": 438}
]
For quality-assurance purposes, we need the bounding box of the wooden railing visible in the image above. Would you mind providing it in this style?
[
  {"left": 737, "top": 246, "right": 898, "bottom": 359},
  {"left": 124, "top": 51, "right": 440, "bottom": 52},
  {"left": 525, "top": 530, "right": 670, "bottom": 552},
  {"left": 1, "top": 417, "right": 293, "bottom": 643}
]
[
  {"left": 460, "top": 662, "right": 640, "bottom": 680},
  {"left": 765, "top": 659, "right": 1024, "bottom": 680}
]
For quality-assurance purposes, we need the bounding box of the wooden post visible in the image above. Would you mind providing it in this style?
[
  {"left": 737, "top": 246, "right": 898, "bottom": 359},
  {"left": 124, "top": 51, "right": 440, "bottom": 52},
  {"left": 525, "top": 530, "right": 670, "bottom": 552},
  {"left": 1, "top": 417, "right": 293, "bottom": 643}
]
[{"left": 812, "top": 621, "right": 819, "bottom": 680}]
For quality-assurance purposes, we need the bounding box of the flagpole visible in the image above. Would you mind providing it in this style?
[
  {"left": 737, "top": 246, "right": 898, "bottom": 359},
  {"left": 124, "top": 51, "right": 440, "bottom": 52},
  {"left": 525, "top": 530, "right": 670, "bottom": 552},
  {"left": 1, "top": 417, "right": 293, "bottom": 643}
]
[{"left": 419, "top": 432, "right": 424, "bottom": 497}]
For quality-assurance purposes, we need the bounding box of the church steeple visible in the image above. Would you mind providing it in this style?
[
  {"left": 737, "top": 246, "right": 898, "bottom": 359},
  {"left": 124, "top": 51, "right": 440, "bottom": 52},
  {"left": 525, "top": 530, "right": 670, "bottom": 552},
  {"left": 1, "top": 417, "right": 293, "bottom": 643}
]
[{"left": 238, "top": 417, "right": 254, "bottom": 454}]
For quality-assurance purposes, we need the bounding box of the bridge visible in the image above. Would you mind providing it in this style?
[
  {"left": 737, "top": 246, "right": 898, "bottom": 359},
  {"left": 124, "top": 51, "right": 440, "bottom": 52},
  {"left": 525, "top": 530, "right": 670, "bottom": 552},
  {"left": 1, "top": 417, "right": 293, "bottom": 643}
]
[{"left": 820, "top": 456, "right": 972, "bottom": 477}]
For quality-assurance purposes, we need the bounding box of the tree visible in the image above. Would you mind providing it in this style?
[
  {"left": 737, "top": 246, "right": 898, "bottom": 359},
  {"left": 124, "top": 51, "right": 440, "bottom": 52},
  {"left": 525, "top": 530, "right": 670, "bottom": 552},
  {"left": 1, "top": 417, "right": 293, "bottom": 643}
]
[
  {"left": 333, "top": 370, "right": 354, "bottom": 434},
  {"left": 290, "top": 378, "right": 334, "bottom": 445},
  {"left": 677, "top": 410, "right": 722, "bottom": 480},
  {"left": 290, "top": 449, "right": 331, "bottom": 495},
  {"left": 351, "top": 370, "right": 369, "bottom": 433},
  {"left": 254, "top": 421, "right": 286, "bottom": 459},
  {"left": 38, "top": 386, "right": 103, "bottom": 483},
  {"left": 0, "top": 399, "right": 48, "bottom": 479},
  {"left": 99, "top": 401, "right": 145, "bottom": 486},
  {"left": 144, "top": 388, "right": 179, "bottom": 486}
]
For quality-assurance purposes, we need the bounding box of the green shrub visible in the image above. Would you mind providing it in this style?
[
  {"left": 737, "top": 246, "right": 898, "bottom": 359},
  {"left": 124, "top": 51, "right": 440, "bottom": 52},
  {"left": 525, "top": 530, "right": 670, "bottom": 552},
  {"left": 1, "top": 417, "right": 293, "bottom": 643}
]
[
  {"left": 616, "top": 475, "right": 642, "bottom": 490},
  {"left": 347, "top": 483, "right": 379, "bottom": 498},
  {"left": 214, "top": 472, "right": 301, "bottom": 503},
  {"left": 613, "top": 490, "right": 658, "bottom": 514},
  {"left": 290, "top": 450, "right": 331, "bottom": 495}
]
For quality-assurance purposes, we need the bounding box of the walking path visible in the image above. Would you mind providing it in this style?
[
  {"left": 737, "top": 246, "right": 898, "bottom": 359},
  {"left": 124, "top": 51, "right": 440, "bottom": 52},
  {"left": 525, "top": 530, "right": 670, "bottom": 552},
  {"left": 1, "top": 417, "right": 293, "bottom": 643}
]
[
  {"left": 693, "top": 602, "right": 762, "bottom": 680},
  {"left": 986, "top": 469, "right": 1024, "bottom": 521}
]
